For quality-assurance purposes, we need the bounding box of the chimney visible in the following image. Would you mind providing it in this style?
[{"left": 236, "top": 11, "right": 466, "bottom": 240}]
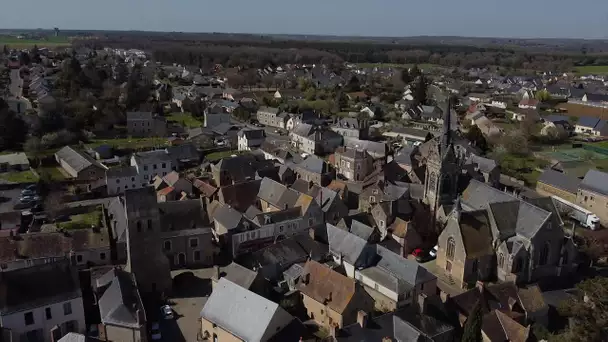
[
  {"left": 476, "top": 280, "right": 484, "bottom": 293},
  {"left": 302, "top": 273, "right": 310, "bottom": 284},
  {"left": 417, "top": 294, "right": 429, "bottom": 314},
  {"left": 213, "top": 265, "right": 220, "bottom": 280},
  {"left": 357, "top": 310, "right": 368, "bottom": 328}
]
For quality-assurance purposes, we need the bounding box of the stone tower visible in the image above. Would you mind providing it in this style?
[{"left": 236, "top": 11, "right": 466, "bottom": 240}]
[
  {"left": 124, "top": 187, "right": 172, "bottom": 295},
  {"left": 423, "top": 98, "right": 460, "bottom": 215}
]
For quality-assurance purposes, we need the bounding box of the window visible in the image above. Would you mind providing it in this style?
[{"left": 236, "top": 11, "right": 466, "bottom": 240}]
[
  {"left": 539, "top": 243, "right": 550, "bottom": 266},
  {"left": 143, "top": 165, "right": 148, "bottom": 171},
  {"left": 213, "top": 334, "right": 218, "bottom": 342},
  {"left": 147, "top": 219, "right": 153, "bottom": 231},
  {"left": 76, "top": 255, "right": 83, "bottom": 263},
  {"left": 164, "top": 240, "right": 172, "bottom": 252},
  {"left": 131, "top": 177, "right": 135, "bottom": 181},
  {"left": 63, "top": 302, "right": 72, "bottom": 315},
  {"left": 162, "top": 163, "right": 166, "bottom": 168},
  {"left": 153, "top": 164, "right": 157, "bottom": 170},
  {"left": 45, "top": 307, "right": 52, "bottom": 320},
  {"left": 194, "top": 250, "right": 201, "bottom": 261},
  {"left": 308, "top": 217, "right": 314, "bottom": 226},
  {"left": 100, "top": 252, "right": 106, "bottom": 260},
  {"left": 24, "top": 312, "right": 34, "bottom": 325},
  {"left": 471, "top": 259, "right": 478, "bottom": 275},
  {"left": 189, "top": 238, "right": 198, "bottom": 248},
  {"left": 144, "top": 175, "right": 148, "bottom": 180},
  {"left": 125, "top": 185, "right": 128, "bottom": 189},
  {"left": 513, "top": 258, "right": 523, "bottom": 272},
  {"left": 136, "top": 221, "right": 142, "bottom": 232},
  {"left": 498, "top": 253, "right": 505, "bottom": 268},
  {"left": 369, "top": 196, "right": 376, "bottom": 203},
  {"left": 278, "top": 225, "right": 284, "bottom": 233},
  {"left": 379, "top": 220, "right": 385, "bottom": 228},
  {"left": 116, "top": 179, "right": 120, "bottom": 184},
  {"left": 116, "top": 187, "right": 120, "bottom": 193},
  {"left": 446, "top": 237, "right": 456, "bottom": 261}
]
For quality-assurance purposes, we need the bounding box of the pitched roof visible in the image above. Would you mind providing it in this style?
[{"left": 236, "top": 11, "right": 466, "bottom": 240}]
[
  {"left": 56, "top": 146, "right": 103, "bottom": 173},
  {"left": 258, "top": 177, "right": 299, "bottom": 209},
  {"left": 537, "top": 168, "right": 580, "bottom": 194},
  {"left": 327, "top": 224, "right": 376, "bottom": 267},
  {"left": 296, "top": 260, "right": 356, "bottom": 314},
  {"left": 98, "top": 268, "right": 143, "bottom": 328},
  {"left": 218, "top": 179, "right": 262, "bottom": 212},
  {"left": 201, "top": 278, "right": 293, "bottom": 341},
  {"left": 214, "top": 262, "right": 259, "bottom": 290},
  {"left": 374, "top": 245, "right": 436, "bottom": 288},
  {"left": 126, "top": 111, "right": 153, "bottom": 120},
  {"left": 580, "top": 169, "right": 608, "bottom": 196},
  {"left": 482, "top": 310, "right": 530, "bottom": 342},
  {"left": 577, "top": 116, "right": 601, "bottom": 128},
  {"left": 212, "top": 204, "right": 244, "bottom": 233},
  {"left": 0, "top": 260, "right": 80, "bottom": 314},
  {"left": 454, "top": 209, "right": 494, "bottom": 258},
  {"left": 296, "top": 156, "right": 330, "bottom": 174}
]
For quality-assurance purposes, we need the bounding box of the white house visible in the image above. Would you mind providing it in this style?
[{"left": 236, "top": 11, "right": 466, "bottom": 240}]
[
  {"left": 0, "top": 262, "right": 86, "bottom": 342},
  {"left": 273, "top": 90, "right": 282, "bottom": 99},
  {"left": 237, "top": 128, "right": 266, "bottom": 151},
  {"left": 360, "top": 106, "right": 375, "bottom": 118}
]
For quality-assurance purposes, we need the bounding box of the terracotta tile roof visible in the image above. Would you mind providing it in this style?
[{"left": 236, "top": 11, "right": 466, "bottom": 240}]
[
  {"left": 157, "top": 186, "right": 175, "bottom": 196},
  {"left": 192, "top": 179, "right": 218, "bottom": 198},
  {"left": 296, "top": 260, "right": 355, "bottom": 314},
  {"left": 163, "top": 171, "right": 180, "bottom": 186}
]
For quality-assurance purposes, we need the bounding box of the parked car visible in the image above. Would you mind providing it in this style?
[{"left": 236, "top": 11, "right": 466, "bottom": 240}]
[
  {"left": 151, "top": 322, "right": 161, "bottom": 340},
  {"left": 21, "top": 189, "right": 36, "bottom": 197},
  {"left": 411, "top": 248, "right": 424, "bottom": 257},
  {"left": 161, "top": 305, "right": 174, "bottom": 320},
  {"left": 429, "top": 245, "right": 438, "bottom": 258}
]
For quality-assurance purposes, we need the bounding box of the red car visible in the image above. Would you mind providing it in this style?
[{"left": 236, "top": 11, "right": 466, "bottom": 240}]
[{"left": 411, "top": 248, "right": 424, "bottom": 257}]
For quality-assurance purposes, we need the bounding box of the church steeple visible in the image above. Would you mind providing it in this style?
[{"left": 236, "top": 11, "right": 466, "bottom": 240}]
[{"left": 440, "top": 97, "right": 452, "bottom": 155}]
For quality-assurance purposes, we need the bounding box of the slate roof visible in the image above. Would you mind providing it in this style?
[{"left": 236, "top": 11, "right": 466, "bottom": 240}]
[
  {"left": 106, "top": 165, "right": 138, "bottom": 178},
  {"left": 290, "top": 179, "right": 321, "bottom": 197},
  {"left": 126, "top": 111, "right": 153, "bottom": 120},
  {"left": 214, "top": 262, "right": 259, "bottom": 290},
  {"left": 296, "top": 156, "right": 331, "bottom": 174},
  {"left": 133, "top": 149, "right": 171, "bottom": 164},
  {"left": 373, "top": 245, "right": 436, "bottom": 288},
  {"left": 213, "top": 204, "right": 244, "bottom": 233},
  {"left": 201, "top": 278, "right": 293, "bottom": 342},
  {"left": 577, "top": 116, "right": 601, "bottom": 129},
  {"left": 257, "top": 177, "right": 299, "bottom": 209},
  {"left": 349, "top": 220, "right": 376, "bottom": 241},
  {"left": 537, "top": 168, "right": 580, "bottom": 194},
  {"left": 482, "top": 310, "right": 530, "bottom": 342},
  {"left": 0, "top": 260, "right": 80, "bottom": 314},
  {"left": 580, "top": 169, "right": 608, "bottom": 196},
  {"left": 0, "top": 152, "right": 29, "bottom": 166},
  {"left": 218, "top": 179, "right": 261, "bottom": 212},
  {"left": 238, "top": 128, "right": 266, "bottom": 140},
  {"left": 327, "top": 224, "right": 376, "bottom": 268},
  {"left": 56, "top": 146, "right": 103, "bottom": 173},
  {"left": 454, "top": 209, "right": 495, "bottom": 258},
  {"left": 98, "top": 268, "right": 143, "bottom": 328},
  {"left": 465, "top": 155, "right": 498, "bottom": 174},
  {"left": 296, "top": 260, "right": 357, "bottom": 314}
]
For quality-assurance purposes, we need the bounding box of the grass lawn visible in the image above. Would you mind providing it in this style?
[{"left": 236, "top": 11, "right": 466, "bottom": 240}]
[
  {"left": 574, "top": 65, "right": 608, "bottom": 75},
  {"left": 0, "top": 170, "right": 39, "bottom": 183},
  {"left": 494, "top": 153, "right": 548, "bottom": 186},
  {"left": 58, "top": 207, "right": 103, "bottom": 230},
  {"left": 205, "top": 150, "right": 244, "bottom": 161},
  {"left": 166, "top": 112, "right": 203, "bottom": 128},
  {"left": 85, "top": 137, "right": 169, "bottom": 150},
  {"left": 37, "top": 167, "right": 67, "bottom": 181}
]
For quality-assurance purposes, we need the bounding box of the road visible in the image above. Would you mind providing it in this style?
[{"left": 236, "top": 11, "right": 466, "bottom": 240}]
[{"left": 9, "top": 69, "right": 22, "bottom": 98}]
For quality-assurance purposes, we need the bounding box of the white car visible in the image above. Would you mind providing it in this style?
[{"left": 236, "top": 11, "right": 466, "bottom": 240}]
[
  {"left": 151, "top": 322, "right": 162, "bottom": 340},
  {"left": 429, "top": 245, "right": 438, "bottom": 258},
  {"left": 161, "top": 305, "right": 174, "bottom": 320}
]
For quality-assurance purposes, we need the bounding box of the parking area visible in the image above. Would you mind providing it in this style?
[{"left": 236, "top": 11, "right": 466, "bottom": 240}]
[
  {"left": 154, "top": 268, "right": 214, "bottom": 342},
  {"left": 0, "top": 188, "right": 29, "bottom": 213}
]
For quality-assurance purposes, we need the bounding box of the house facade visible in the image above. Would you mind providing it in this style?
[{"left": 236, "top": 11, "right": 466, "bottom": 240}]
[
  {"left": 577, "top": 169, "right": 608, "bottom": 226},
  {"left": 333, "top": 147, "right": 374, "bottom": 182},
  {"left": 237, "top": 128, "right": 266, "bottom": 151},
  {"left": 55, "top": 146, "right": 106, "bottom": 180},
  {"left": 126, "top": 112, "right": 167, "bottom": 137}
]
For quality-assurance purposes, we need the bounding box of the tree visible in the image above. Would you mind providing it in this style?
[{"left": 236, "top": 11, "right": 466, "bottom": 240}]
[
  {"left": 232, "top": 106, "right": 251, "bottom": 122},
  {"left": 336, "top": 91, "right": 348, "bottom": 111},
  {"left": 543, "top": 125, "right": 569, "bottom": 144},
  {"left": 461, "top": 301, "right": 482, "bottom": 342},
  {"left": 535, "top": 89, "right": 552, "bottom": 102},
  {"left": 412, "top": 75, "right": 429, "bottom": 106},
  {"left": 400, "top": 69, "right": 412, "bottom": 84},
  {"left": 465, "top": 125, "right": 489, "bottom": 153},
  {"left": 345, "top": 75, "right": 361, "bottom": 92},
  {"left": 0, "top": 100, "right": 28, "bottom": 150},
  {"left": 555, "top": 277, "right": 608, "bottom": 342},
  {"left": 499, "top": 130, "right": 530, "bottom": 156}
]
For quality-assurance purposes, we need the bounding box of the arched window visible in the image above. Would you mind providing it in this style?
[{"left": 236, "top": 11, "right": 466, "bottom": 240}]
[
  {"left": 498, "top": 253, "right": 505, "bottom": 268},
  {"left": 539, "top": 243, "right": 550, "bottom": 266},
  {"left": 446, "top": 237, "right": 456, "bottom": 261},
  {"left": 562, "top": 251, "right": 568, "bottom": 266},
  {"left": 513, "top": 258, "right": 523, "bottom": 272}
]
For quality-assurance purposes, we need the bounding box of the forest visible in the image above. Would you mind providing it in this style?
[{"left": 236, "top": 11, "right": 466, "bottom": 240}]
[{"left": 74, "top": 32, "right": 608, "bottom": 72}]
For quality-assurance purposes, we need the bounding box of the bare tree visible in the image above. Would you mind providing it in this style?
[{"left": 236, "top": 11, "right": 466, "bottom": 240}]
[{"left": 44, "top": 192, "right": 66, "bottom": 222}]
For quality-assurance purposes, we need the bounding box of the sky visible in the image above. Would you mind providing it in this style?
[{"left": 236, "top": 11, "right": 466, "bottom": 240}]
[{"left": 2, "top": 0, "right": 608, "bottom": 39}]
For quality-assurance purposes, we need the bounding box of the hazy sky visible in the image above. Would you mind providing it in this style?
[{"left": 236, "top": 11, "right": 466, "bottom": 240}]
[{"left": 2, "top": 0, "right": 608, "bottom": 39}]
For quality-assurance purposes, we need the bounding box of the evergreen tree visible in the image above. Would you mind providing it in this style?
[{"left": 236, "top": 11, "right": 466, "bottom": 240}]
[
  {"left": 412, "top": 75, "right": 429, "bottom": 106},
  {"left": 400, "top": 69, "right": 412, "bottom": 84},
  {"left": 461, "top": 301, "right": 483, "bottom": 342},
  {"left": 465, "top": 125, "right": 489, "bottom": 153}
]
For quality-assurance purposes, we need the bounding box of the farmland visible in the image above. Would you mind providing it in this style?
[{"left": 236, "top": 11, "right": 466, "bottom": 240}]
[
  {"left": 354, "top": 63, "right": 439, "bottom": 70},
  {"left": 0, "top": 35, "right": 71, "bottom": 48},
  {"left": 554, "top": 102, "right": 608, "bottom": 120},
  {"left": 574, "top": 65, "right": 608, "bottom": 75}
]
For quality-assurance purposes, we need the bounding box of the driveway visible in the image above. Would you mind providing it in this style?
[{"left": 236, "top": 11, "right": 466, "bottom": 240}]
[
  {"left": 156, "top": 269, "right": 214, "bottom": 342},
  {"left": 0, "top": 188, "right": 25, "bottom": 213}
]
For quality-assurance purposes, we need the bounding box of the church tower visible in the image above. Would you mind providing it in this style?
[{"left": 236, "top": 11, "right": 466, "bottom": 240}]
[
  {"left": 124, "top": 187, "right": 172, "bottom": 295},
  {"left": 423, "top": 98, "right": 460, "bottom": 214}
]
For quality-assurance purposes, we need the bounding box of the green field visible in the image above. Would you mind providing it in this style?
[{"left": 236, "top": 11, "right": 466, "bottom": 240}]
[
  {"left": 0, "top": 170, "right": 39, "bottom": 183},
  {"left": 58, "top": 207, "right": 103, "bottom": 230},
  {"left": 85, "top": 137, "right": 169, "bottom": 150},
  {"left": 37, "top": 167, "right": 67, "bottom": 181},
  {"left": 166, "top": 112, "right": 203, "bottom": 128},
  {"left": 573, "top": 65, "right": 608, "bottom": 75},
  {"left": 0, "top": 36, "right": 71, "bottom": 48},
  {"left": 354, "top": 63, "right": 439, "bottom": 70}
]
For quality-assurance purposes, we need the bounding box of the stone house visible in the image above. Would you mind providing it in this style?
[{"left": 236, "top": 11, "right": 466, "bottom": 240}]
[
  {"left": 237, "top": 128, "right": 266, "bottom": 151},
  {"left": 333, "top": 147, "right": 375, "bottom": 182},
  {"left": 200, "top": 278, "right": 297, "bottom": 342},
  {"left": 290, "top": 123, "right": 343, "bottom": 155},
  {"left": 126, "top": 111, "right": 167, "bottom": 137},
  {"left": 55, "top": 146, "right": 107, "bottom": 180},
  {"left": 294, "top": 156, "right": 335, "bottom": 186},
  {"left": 331, "top": 118, "right": 369, "bottom": 140},
  {"left": 0, "top": 261, "right": 86, "bottom": 342},
  {"left": 296, "top": 260, "right": 375, "bottom": 329},
  {"left": 95, "top": 268, "right": 147, "bottom": 342},
  {"left": 536, "top": 168, "right": 579, "bottom": 203}
]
